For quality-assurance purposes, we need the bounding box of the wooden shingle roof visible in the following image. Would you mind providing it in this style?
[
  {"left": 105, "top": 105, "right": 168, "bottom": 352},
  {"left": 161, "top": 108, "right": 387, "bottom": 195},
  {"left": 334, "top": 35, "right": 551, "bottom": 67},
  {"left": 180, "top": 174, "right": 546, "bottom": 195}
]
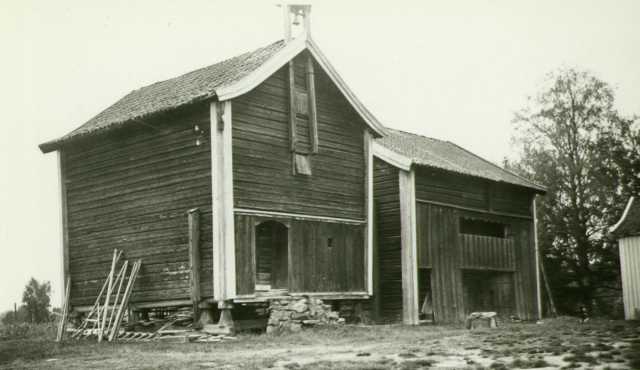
[
  {"left": 39, "top": 37, "right": 386, "bottom": 153},
  {"left": 39, "top": 41, "right": 287, "bottom": 153},
  {"left": 376, "top": 128, "right": 546, "bottom": 192},
  {"left": 611, "top": 197, "right": 640, "bottom": 237}
]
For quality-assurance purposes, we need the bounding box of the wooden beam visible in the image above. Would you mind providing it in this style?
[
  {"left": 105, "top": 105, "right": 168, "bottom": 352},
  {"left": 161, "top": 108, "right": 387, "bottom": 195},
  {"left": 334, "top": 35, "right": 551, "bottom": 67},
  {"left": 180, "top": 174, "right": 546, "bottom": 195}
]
[
  {"left": 306, "top": 55, "right": 318, "bottom": 153},
  {"left": 234, "top": 208, "right": 365, "bottom": 225},
  {"left": 57, "top": 150, "right": 70, "bottom": 304},
  {"left": 399, "top": 168, "right": 419, "bottom": 325},
  {"left": 371, "top": 142, "right": 412, "bottom": 171},
  {"left": 416, "top": 199, "right": 533, "bottom": 220},
  {"left": 288, "top": 61, "right": 297, "bottom": 153},
  {"left": 188, "top": 208, "right": 201, "bottom": 319},
  {"left": 364, "top": 131, "right": 374, "bottom": 295},
  {"left": 211, "top": 100, "right": 237, "bottom": 301}
]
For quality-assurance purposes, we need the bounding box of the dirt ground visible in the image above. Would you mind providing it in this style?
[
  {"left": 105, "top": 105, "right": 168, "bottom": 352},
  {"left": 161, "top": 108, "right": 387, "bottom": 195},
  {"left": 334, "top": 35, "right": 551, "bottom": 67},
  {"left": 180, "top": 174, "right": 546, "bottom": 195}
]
[{"left": 1, "top": 317, "right": 639, "bottom": 369}]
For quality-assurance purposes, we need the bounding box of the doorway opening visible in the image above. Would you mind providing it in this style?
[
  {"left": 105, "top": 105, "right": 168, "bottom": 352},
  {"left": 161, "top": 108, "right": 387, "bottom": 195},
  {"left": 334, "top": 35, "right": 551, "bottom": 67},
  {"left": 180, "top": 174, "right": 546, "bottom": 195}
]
[{"left": 255, "top": 220, "right": 289, "bottom": 291}]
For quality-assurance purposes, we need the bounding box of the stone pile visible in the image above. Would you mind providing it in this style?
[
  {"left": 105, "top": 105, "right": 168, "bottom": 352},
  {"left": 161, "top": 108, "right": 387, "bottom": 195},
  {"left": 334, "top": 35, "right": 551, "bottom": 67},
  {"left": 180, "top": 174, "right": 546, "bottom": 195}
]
[{"left": 266, "top": 297, "right": 345, "bottom": 334}]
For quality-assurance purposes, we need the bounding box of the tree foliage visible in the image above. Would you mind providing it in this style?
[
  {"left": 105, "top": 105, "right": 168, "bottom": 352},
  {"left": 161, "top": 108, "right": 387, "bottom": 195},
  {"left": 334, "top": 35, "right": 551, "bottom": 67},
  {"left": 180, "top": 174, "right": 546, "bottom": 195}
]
[
  {"left": 21, "top": 278, "right": 52, "bottom": 323},
  {"left": 510, "top": 68, "right": 640, "bottom": 315}
]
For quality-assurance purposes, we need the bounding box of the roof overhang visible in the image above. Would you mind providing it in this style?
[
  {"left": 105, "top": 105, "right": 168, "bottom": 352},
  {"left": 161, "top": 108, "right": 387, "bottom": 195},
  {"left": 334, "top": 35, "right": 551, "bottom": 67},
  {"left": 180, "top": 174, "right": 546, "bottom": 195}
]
[
  {"left": 610, "top": 196, "right": 635, "bottom": 234},
  {"left": 372, "top": 141, "right": 412, "bottom": 171},
  {"left": 215, "top": 36, "right": 387, "bottom": 137}
]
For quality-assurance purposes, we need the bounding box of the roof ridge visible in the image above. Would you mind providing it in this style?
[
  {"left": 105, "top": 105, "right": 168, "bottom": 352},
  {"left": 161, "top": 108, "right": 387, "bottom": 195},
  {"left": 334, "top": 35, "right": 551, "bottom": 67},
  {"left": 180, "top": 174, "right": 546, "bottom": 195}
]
[{"left": 130, "top": 39, "right": 285, "bottom": 93}]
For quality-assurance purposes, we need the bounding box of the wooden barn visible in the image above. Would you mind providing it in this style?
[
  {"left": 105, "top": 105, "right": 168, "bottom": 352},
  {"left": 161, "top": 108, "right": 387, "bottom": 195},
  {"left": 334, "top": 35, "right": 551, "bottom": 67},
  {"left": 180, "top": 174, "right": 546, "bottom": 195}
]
[
  {"left": 39, "top": 5, "right": 385, "bottom": 329},
  {"left": 39, "top": 5, "right": 545, "bottom": 328},
  {"left": 372, "top": 129, "right": 546, "bottom": 324},
  {"left": 610, "top": 197, "right": 640, "bottom": 320}
]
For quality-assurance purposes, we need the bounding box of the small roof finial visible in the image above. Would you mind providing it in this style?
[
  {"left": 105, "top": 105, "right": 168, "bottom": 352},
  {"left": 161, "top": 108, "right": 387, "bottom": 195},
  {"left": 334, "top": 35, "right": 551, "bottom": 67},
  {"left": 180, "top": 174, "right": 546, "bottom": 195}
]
[{"left": 282, "top": 4, "right": 311, "bottom": 42}]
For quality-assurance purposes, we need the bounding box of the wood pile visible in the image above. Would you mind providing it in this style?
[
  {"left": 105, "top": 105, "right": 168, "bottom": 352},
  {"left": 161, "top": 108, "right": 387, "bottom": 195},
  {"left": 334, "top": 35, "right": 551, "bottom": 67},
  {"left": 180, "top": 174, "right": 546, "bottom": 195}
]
[{"left": 64, "top": 249, "right": 142, "bottom": 342}]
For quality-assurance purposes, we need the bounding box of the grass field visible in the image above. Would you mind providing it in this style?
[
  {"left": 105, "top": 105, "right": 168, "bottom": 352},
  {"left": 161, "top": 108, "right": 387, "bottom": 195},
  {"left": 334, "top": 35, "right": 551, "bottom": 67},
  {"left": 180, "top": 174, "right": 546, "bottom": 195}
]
[{"left": 1, "top": 318, "right": 639, "bottom": 369}]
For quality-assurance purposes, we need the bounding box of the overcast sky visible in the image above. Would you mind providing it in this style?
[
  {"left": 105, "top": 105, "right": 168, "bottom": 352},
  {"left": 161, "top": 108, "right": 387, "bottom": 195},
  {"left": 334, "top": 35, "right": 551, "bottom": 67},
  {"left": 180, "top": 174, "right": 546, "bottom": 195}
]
[{"left": 1, "top": 0, "right": 639, "bottom": 310}]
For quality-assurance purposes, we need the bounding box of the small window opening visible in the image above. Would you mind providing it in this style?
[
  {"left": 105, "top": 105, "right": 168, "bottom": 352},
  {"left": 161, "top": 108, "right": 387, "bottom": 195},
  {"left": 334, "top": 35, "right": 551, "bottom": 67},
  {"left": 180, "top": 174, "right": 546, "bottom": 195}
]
[
  {"left": 460, "top": 218, "right": 506, "bottom": 238},
  {"left": 327, "top": 237, "right": 334, "bottom": 248}
]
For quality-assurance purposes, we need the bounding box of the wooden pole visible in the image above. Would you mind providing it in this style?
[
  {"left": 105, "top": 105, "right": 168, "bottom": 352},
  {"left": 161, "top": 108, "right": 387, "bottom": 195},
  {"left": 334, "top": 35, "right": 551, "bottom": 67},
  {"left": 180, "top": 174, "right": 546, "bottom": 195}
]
[
  {"left": 188, "top": 209, "right": 202, "bottom": 320},
  {"left": 109, "top": 260, "right": 141, "bottom": 342},
  {"left": 106, "top": 261, "right": 128, "bottom": 334},
  {"left": 533, "top": 197, "right": 557, "bottom": 318},
  {"left": 99, "top": 249, "right": 119, "bottom": 342},
  {"left": 56, "top": 277, "right": 71, "bottom": 342}
]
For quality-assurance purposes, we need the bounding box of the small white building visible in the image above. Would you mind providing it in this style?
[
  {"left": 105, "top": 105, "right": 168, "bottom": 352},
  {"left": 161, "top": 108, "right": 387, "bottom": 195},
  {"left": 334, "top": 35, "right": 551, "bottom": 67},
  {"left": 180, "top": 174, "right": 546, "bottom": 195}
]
[{"left": 610, "top": 196, "right": 640, "bottom": 320}]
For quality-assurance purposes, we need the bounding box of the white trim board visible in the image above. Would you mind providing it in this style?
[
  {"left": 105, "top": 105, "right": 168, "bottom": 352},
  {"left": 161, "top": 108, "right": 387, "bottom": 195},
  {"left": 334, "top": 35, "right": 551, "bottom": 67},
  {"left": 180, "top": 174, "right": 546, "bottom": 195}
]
[
  {"left": 234, "top": 208, "right": 366, "bottom": 225},
  {"left": 610, "top": 196, "right": 635, "bottom": 234},
  {"left": 215, "top": 36, "right": 387, "bottom": 137},
  {"left": 372, "top": 141, "right": 413, "bottom": 171}
]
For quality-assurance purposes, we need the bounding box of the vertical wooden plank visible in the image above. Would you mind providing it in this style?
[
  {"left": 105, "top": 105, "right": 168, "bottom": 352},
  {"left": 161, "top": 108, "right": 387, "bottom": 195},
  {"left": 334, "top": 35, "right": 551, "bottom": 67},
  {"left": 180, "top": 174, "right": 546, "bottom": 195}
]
[
  {"left": 57, "top": 150, "right": 70, "bottom": 305},
  {"left": 188, "top": 208, "right": 201, "bottom": 317},
  {"left": 306, "top": 56, "right": 319, "bottom": 154},
  {"left": 364, "top": 130, "right": 374, "bottom": 294},
  {"left": 399, "top": 169, "right": 419, "bottom": 325},
  {"left": 532, "top": 196, "right": 542, "bottom": 319},
  {"left": 211, "top": 100, "right": 236, "bottom": 301},
  {"left": 288, "top": 61, "right": 297, "bottom": 153}
]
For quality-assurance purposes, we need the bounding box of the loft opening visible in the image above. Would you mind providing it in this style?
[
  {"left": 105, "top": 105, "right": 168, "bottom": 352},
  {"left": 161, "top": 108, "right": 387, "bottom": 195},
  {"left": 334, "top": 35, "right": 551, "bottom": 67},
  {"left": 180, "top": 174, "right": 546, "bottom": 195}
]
[
  {"left": 460, "top": 217, "right": 507, "bottom": 238},
  {"left": 255, "top": 220, "right": 289, "bottom": 292}
]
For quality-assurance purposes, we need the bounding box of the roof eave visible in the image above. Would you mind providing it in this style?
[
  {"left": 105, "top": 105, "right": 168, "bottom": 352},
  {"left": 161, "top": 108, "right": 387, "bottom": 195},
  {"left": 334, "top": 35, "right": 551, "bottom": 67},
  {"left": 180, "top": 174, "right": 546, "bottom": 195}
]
[{"left": 610, "top": 196, "right": 635, "bottom": 235}]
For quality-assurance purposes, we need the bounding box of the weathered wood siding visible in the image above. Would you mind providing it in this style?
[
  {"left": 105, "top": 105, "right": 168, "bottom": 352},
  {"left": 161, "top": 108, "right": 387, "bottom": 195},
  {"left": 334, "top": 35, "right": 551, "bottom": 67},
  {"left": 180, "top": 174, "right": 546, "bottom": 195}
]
[
  {"left": 63, "top": 104, "right": 213, "bottom": 306},
  {"left": 415, "top": 167, "right": 533, "bottom": 217},
  {"left": 232, "top": 52, "right": 366, "bottom": 220},
  {"left": 459, "top": 234, "right": 516, "bottom": 271},
  {"left": 234, "top": 214, "right": 365, "bottom": 295},
  {"left": 416, "top": 202, "right": 538, "bottom": 322},
  {"left": 373, "top": 159, "right": 403, "bottom": 322},
  {"left": 619, "top": 236, "right": 640, "bottom": 320},
  {"left": 417, "top": 204, "right": 465, "bottom": 323}
]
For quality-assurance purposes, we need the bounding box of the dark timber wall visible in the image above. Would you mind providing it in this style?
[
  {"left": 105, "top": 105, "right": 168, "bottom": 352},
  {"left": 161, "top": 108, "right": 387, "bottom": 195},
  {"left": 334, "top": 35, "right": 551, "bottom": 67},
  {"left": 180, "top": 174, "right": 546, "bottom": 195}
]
[
  {"left": 232, "top": 52, "right": 366, "bottom": 220},
  {"left": 234, "top": 215, "right": 365, "bottom": 295},
  {"left": 372, "top": 159, "right": 402, "bottom": 322},
  {"left": 414, "top": 168, "right": 537, "bottom": 321},
  {"left": 415, "top": 167, "right": 532, "bottom": 217},
  {"left": 63, "top": 104, "right": 213, "bottom": 306}
]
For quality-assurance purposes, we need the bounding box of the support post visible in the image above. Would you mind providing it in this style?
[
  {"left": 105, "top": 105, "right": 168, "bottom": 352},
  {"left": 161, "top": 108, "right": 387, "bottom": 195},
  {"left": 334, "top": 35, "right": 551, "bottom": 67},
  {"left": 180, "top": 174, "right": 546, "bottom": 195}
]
[
  {"left": 57, "top": 150, "right": 70, "bottom": 304},
  {"left": 211, "top": 100, "right": 237, "bottom": 302},
  {"left": 399, "top": 168, "right": 419, "bottom": 325},
  {"left": 306, "top": 55, "right": 318, "bottom": 153},
  {"left": 188, "top": 208, "right": 201, "bottom": 320},
  {"left": 364, "top": 131, "right": 374, "bottom": 295}
]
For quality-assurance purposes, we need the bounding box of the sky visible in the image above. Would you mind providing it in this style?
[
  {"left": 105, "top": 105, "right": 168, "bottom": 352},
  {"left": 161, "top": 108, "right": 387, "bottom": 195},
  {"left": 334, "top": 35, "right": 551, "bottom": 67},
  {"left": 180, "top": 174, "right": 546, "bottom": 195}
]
[{"left": 1, "top": 0, "right": 639, "bottom": 311}]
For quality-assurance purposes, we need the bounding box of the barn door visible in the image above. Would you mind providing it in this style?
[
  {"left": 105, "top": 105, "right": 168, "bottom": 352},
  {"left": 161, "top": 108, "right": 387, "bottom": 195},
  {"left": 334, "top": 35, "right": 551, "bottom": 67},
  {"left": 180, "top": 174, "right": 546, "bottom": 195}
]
[{"left": 255, "top": 220, "right": 289, "bottom": 291}]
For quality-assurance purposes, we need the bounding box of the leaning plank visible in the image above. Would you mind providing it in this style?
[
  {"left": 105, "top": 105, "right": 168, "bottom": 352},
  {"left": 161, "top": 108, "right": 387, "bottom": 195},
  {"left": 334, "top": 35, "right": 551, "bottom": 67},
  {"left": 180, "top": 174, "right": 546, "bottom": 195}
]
[
  {"left": 56, "top": 277, "right": 71, "bottom": 342},
  {"left": 99, "top": 249, "right": 120, "bottom": 342},
  {"left": 106, "top": 261, "right": 129, "bottom": 334},
  {"left": 108, "top": 260, "right": 141, "bottom": 342}
]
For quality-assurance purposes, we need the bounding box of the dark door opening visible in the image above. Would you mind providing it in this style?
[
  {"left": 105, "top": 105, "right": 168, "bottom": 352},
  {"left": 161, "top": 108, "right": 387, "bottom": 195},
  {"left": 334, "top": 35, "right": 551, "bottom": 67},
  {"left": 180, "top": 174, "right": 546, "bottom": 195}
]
[{"left": 255, "top": 220, "right": 289, "bottom": 291}]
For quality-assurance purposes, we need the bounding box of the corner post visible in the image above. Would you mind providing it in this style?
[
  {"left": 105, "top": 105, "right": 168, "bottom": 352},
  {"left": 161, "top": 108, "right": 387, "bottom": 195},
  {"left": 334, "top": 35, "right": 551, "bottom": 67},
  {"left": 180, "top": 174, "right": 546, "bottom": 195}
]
[
  {"left": 533, "top": 195, "right": 542, "bottom": 320},
  {"left": 187, "top": 208, "right": 201, "bottom": 320},
  {"left": 364, "top": 131, "right": 374, "bottom": 295},
  {"left": 399, "top": 168, "right": 419, "bottom": 325},
  {"left": 210, "top": 100, "right": 237, "bottom": 304},
  {"left": 57, "top": 150, "right": 70, "bottom": 305}
]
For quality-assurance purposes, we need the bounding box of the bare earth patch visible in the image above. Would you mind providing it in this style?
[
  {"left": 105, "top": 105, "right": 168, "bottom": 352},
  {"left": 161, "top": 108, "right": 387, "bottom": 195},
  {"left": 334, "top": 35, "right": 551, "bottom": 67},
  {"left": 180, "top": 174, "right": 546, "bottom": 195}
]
[{"left": 1, "top": 318, "right": 639, "bottom": 369}]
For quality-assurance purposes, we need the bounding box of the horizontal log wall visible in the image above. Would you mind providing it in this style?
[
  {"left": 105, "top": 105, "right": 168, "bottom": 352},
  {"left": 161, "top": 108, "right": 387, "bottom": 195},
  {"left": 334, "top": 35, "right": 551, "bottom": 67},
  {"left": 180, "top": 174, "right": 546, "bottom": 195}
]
[
  {"left": 63, "top": 104, "right": 213, "bottom": 306},
  {"left": 416, "top": 203, "right": 538, "bottom": 322},
  {"left": 232, "top": 51, "right": 367, "bottom": 220},
  {"left": 415, "top": 167, "right": 533, "bottom": 217},
  {"left": 373, "top": 159, "right": 403, "bottom": 322},
  {"left": 234, "top": 214, "right": 365, "bottom": 295}
]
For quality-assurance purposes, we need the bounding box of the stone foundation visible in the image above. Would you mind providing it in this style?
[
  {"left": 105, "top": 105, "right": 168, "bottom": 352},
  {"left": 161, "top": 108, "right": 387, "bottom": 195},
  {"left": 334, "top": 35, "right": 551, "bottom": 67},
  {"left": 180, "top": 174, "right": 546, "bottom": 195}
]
[{"left": 266, "top": 297, "right": 345, "bottom": 334}]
